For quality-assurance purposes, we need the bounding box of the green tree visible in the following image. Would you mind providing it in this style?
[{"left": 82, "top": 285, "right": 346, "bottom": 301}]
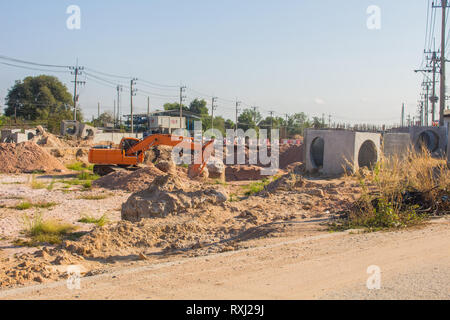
[
  {"left": 237, "top": 108, "right": 262, "bottom": 131},
  {"left": 163, "top": 102, "right": 188, "bottom": 112},
  {"left": 312, "top": 116, "right": 326, "bottom": 129},
  {"left": 212, "top": 116, "right": 225, "bottom": 136},
  {"left": 4, "top": 75, "right": 80, "bottom": 133},
  {"left": 189, "top": 99, "right": 209, "bottom": 115},
  {"left": 287, "top": 112, "right": 311, "bottom": 137},
  {"left": 0, "top": 115, "right": 10, "bottom": 128},
  {"left": 225, "top": 119, "right": 235, "bottom": 130},
  {"left": 93, "top": 112, "right": 114, "bottom": 127},
  {"left": 259, "top": 116, "right": 285, "bottom": 130}
]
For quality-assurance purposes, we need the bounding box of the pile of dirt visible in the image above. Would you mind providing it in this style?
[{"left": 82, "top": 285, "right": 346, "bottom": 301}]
[
  {"left": 279, "top": 144, "right": 304, "bottom": 169},
  {"left": 226, "top": 165, "right": 265, "bottom": 181},
  {"left": 62, "top": 218, "right": 216, "bottom": 258},
  {"left": 29, "top": 126, "right": 67, "bottom": 149},
  {"left": 262, "top": 173, "right": 306, "bottom": 193},
  {"left": 93, "top": 165, "right": 165, "bottom": 192},
  {"left": 48, "top": 147, "right": 90, "bottom": 165},
  {"left": 32, "top": 134, "right": 66, "bottom": 149},
  {"left": 156, "top": 160, "right": 176, "bottom": 174},
  {"left": 284, "top": 162, "right": 305, "bottom": 174},
  {"left": 207, "top": 157, "right": 225, "bottom": 180},
  {"left": 121, "top": 174, "right": 228, "bottom": 221},
  {"left": 0, "top": 141, "right": 67, "bottom": 174},
  {"left": 144, "top": 145, "right": 174, "bottom": 164},
  {"left": 0, "top": 247, "right": 92, "bottom": 288}
]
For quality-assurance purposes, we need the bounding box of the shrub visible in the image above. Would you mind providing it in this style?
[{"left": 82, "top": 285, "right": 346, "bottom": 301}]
[
  {"left": 77, "top": 171, "right": 100, "bottom": 181},
  {"left": 242, "top": 178, "right": 273, "bottom": 196},
  {"left": 67, "top": 162, "right": 94, "bottom": 172},
  {"left": 14, "top": 202, "right": 33, "bottom": 210},
  {"left": 19, "top": 214, "right": 77, "bottom": 246},
  {"left": 332, "top": 149, "right": 449, "bottom": 231},
  {"left": 30, "top": 175, "right": 46, "bottom": 189},
  {"left": 78, "top": 214, "right": 109, "bottom": 227}
]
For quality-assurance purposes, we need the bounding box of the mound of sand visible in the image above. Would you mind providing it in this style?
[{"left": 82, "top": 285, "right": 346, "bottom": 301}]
[
  {"left": 144, "top": 145, "right": 174, "bottom": 164},
  {"left": 93, "top": 165, "right": 165, "bottom": 192},
  {"left": 225, "top": 165, "right": 265, "bottom": 181},
  {"left": 279, "top": 144, "right": 304, "bottom": 169},
  {"left": 0, "top": 142, "right": 67, "bottom": 174},
  {"left": 262, "top": 173, "right": 306, "bottom": 193},
  {"left": 121, "top": 174, "right": 228, "bottom": 221}
]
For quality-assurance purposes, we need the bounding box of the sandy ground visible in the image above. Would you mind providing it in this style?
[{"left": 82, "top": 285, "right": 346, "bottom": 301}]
[
  {"left": 1, "top": 171, "right": 448, "bottom": 300},
  {"left": 0, "top": 173, "right": 128, "bottom": 256},
  {"left": 1, "top": 217, "right": 449, "bottom": 300}
]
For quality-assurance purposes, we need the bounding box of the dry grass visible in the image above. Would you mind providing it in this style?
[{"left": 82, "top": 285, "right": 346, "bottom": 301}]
[
  {"left": 11, "top": 201, "right": 58, "bottom": 210},
  {"left": 16, "top": 214, "right": 77, "bottom": 246},
  {"left": 331, "top": 148, "right": 450, "bottom": 231},
  {"left": 77, "top": 194, "right": 110, "bottom": 200},
  {"left": 30, "top": 175, "right": 46, "bottom": 189},
  {"left": 78, "top": 214, "right": 109, "bottom": 227}
]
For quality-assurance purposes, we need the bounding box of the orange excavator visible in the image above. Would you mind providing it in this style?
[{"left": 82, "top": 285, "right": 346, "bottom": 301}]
[{"left": 88, "top": 134, "right": 214, "bottom": 176}]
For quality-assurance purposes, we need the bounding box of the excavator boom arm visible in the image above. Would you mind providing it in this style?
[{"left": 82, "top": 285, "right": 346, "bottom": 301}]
[{"left": 89, "top": 134, "right": 214, "bottom": 177}]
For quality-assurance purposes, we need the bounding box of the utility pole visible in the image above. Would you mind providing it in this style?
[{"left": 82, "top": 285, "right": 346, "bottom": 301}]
[
  {"left": 147, "top": 96, "right": 150, "bottom": 131},
  {"left": 440, "top": 0, "right": 448, "bottom": 125},
  {"left": 211, "top": 97, "right": 218, "bottom": 131},
  {"left": 401, "top": 103, "right": 405, "bottom": 127},
  {"left": 116, "top": 85, "right": 123, "bottom": 127},
  {"left": 431, "top": 51, "right": 438, "bottom": 121},
  {"left": 434, "top": 0, "right": 449, "bottom": 125},
  {"left": 97, "top": 102, "right": 100, "bottom": 119},
  {"left": 417, "top": 99, "right": 424, "bottom": 126},
  {"left": 328, "top": 115, "right": 332, "bottom": 128},
  {"left": 252, "top": 107, "right": 259, "bottom": 127},
  {"left": 235, "top": 100, "right": 241, "bottom": 131},
  {"left": 415, "top": 51, "right": 439, "bottom": 125},
  {"left": 419, "top": 101, "right": 424, "bottom": 126},
  {"left": 269, "top": 111, "right": 275, "bottom": 131},
  {"left": 179, "top": 86, "right": 186, "bottom": 133},
  {"left": 113, "top": 100, "right": 116, "bottom": 129},
  {"left": 285, "top": 114, "right": 289, "bottom": 139},
  {"left": 130, "top": 78, "right": 138, "bottom": 135},
  {"left": 70, "top": 63, "right": 85, "bottom": 122},
  {"left": 424, "top": 82, "right": 430, "bottom": 125}
]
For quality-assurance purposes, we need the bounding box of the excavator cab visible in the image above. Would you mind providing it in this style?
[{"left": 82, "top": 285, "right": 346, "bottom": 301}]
[{"left": 119, "top": 137, "right": 141, "bottom": 155}]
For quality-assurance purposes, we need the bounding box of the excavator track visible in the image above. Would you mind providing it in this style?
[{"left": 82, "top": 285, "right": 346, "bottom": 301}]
[{"left": 93, "top": 165, "right": 140, "bottom": 177}]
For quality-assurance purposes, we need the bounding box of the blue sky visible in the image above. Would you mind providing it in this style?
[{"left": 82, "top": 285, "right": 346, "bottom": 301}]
[{"left": 0, "top": 0, "right": 430, "bottom": 125}]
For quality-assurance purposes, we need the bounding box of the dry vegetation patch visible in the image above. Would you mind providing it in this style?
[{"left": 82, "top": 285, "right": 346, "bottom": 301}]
[{"left": 330, "top": 149, "right": 450, "bottom": 232}]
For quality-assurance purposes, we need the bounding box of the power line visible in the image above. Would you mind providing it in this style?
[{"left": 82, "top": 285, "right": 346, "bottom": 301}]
[
  {"left": 84, "top": 72, "right": 124, "bottom": 87},
  {"left": 84, "top": 67, "right": 131, "bottom": 80},
  {"left": 137, "top": 87, "right": 179, "bottom": 99},
  {"left": 0, "top": 62, "right": 70, "bottom": 74},
  {"left": 0, "top": 54, "right": 70, "bottom": 69}
]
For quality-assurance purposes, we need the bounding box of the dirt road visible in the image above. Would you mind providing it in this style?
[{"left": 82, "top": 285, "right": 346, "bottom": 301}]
[{"left": 1, "top": 218, "right": 449, "bottom": 300}]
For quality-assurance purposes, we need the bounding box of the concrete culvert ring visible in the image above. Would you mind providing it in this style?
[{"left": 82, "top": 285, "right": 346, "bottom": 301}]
[
  {"left": 310, "top": 137, "right": 324, "bottom": 168},
  {"left": 416, "top": 130, "right": 439, "bottom": 153},
  {"left": 358, "top": 140, "right": 378, "bottom": 169}
]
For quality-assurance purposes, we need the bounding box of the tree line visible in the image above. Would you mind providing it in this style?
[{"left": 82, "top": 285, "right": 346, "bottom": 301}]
[{"left": 0, "top": 74, "right": 329, "bottom": 136}]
